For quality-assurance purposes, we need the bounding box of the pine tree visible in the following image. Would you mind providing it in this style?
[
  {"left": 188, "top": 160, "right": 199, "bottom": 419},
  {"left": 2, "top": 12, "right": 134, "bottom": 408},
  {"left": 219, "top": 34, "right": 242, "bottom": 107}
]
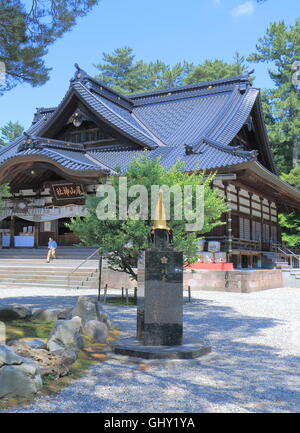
[
  {"left": 69, "top": 155, "right": 227, "bottom": 279},
  {"left": 278, "top": 166, "right": 300, "bottom": 247},
  {"left": 94, "top": 47, "right": 194, "bottom": 94},
  {"left": 0, "top": 1, "right": 100, "bottom": 94},
  {"left": 0, "top": 120, "right": 24, "bottom": 146},
  {"left": 184, "top": 52, "right": 249, "bottom": 85},
  {"left": 94, "top": 48, "right": 250, "bottom": 95},
  {"left": 248, "top": 19, "right": 300, "bottom": 173}
]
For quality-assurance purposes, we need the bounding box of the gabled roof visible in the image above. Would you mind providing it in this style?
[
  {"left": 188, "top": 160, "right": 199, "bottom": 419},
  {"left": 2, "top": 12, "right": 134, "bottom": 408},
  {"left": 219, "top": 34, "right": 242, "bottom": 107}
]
[{"left": 0, "top": 66, "right": 275, "bottom": 177}]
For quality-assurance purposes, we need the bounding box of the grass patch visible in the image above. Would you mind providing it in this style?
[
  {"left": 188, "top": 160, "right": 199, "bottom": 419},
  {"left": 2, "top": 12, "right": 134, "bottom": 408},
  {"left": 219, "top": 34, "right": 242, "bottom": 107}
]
[
  {"left": 0, "top": 321, "right": 120, "bottom": 411},
  {"left": 5, "top": 319, "right": 54, "bottom": 342},
  {"left": 103, "top": 296, "right": 136, "bottom": 306}
]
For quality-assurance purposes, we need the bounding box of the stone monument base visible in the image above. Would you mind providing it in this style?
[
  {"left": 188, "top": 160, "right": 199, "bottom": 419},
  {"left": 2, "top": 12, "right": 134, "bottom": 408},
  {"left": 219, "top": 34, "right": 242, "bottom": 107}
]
[{"left": 111, "top": 337, "right": 211, "bottom": 360}]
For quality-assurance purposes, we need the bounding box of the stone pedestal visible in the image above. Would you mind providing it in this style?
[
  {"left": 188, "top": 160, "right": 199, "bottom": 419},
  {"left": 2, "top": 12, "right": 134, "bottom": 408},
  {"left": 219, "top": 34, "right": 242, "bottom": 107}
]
[
  {"left": 137, "top": 248, "right": 183, "bottom": 346},
  {"left": 111, "top": 246, "right": 212, "bottom": 360}
]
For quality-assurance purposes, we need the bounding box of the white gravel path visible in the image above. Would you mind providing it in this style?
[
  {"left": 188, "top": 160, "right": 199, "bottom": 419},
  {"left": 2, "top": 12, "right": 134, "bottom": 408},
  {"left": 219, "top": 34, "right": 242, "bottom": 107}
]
[{"left": 0, "top": 287, "right": 299, "bottom": 413}]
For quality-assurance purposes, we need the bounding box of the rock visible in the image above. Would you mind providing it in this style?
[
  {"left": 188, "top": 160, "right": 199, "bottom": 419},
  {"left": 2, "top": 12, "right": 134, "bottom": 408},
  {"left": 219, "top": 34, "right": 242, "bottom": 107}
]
[
  {"left": 0, "top": 344, "right": 23, "bottom": 366},
  {"left": 7, "top": 341, "right": 71, "bottom": 378},
  {"left": 7, "top": 340, "right": 31, "bottom": 354},
  {"left": 0, "top": 345, "right": 42, "bottom": 398},
  {"left": 24, "top": 339, "right": 47, "bottom": 350},
  {"left": 47, "top": 317, "right": 84, "bottom": 353},
  {"left": 57, "top": 307, "right": 73, "bottom": 320},
  {"left": 83, "top": 320, "right": 108, "bottom": 344},
  {"left": 0, "top": 305, "right": 32, "bottom": 321},
  {"left": 71, "top": 296, "right": 111, "bottom": 327},
  {"left": 51, "top": 349, "right": 77, "bottom": 366},
  {"left": 32, "top": 308, "right": 63, "bottom": 321}
]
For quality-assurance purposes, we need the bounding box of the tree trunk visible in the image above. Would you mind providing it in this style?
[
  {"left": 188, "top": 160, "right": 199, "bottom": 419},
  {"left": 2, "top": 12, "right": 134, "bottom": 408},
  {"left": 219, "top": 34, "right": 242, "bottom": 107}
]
[{"left": 292, "top": 136, "right": 298, "bottom": 168}]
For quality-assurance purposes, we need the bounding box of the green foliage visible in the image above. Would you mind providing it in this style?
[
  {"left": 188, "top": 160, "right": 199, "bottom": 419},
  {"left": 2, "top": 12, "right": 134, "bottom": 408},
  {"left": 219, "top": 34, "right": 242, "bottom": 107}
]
[
  {"left": 248, "top": 19, "right": 300, "bottom": 173},
  {"left": 0, "top": 120, "right": 24, "bottom": 146},
  {"left": 0, "top": 183, "right": 10, "bottom": 210},
  {"left": 94, "top": 47, "right": 194, "bottom": 94},
  {"left": 69, "top": 154, "right": 228, "bottom": 279},
  {"left": 0, "top": 1, "right": 99, "bottom": 94},
  {"left": 281, "top": 165, "right": 300, "bottom": 189},
  {"left": 184, "top": 53, "right": 249, "bottom": 85},
  {"left": 278, "top": 212, "right": 300, "bottom": 247},
  {"left": 93, "top": 47, "right": 249, "bottom": 94},
  {"left": 279, "top": 165, "right": 300, "bottom": 247}
]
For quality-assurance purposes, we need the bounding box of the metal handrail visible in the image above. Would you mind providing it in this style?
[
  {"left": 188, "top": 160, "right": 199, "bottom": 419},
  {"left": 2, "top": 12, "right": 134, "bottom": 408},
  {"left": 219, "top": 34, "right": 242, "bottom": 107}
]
[
  {"left": 273, "top": 242, "right": 300, "bottom": 268},
  {"left": 67, "top": 247, "right": 101, "bottom": 288}
]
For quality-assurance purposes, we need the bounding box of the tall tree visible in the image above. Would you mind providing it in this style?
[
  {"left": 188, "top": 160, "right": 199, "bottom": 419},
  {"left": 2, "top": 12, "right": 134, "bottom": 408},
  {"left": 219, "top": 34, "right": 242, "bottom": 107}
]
[
  {"left": 94, "top": 47, "right": 194, "bottom": 94},
  {"left": 184, "top": 52, "right": 249, "bottom": 85},
  {"left": 248, "top": 19, "right": 300, "bottom": 173},
  {"left": 278, "top": 166, "right": 300, "bottom": 247},
  {"left": 0, "top": 0, "right": 100, "bottom": 94},
  {"left": 69, "top": 154, "right": 227, "bottom": 280},
  {"left": 0, "top": 120, "right": 24, "bottom": 146},
  {"left": 94, "top": 47, "right": 250, "bottom": 95},
  {"left": 0, "top": 183, "right": 10, "bottom": 210}
]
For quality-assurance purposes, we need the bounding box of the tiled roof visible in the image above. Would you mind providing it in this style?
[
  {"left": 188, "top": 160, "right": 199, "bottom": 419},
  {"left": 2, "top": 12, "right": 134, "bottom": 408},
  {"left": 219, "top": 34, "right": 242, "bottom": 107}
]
[
  {"left": 88, "top": 141, "right": 255, "bottom": 174},
  {"left": 73, "top": 82, "right": 159, "bottom": 149},
  {"left": 0, "top": 70, "right": 267, "bottom": 175},
  {"left": 0, "top": 138, "right": 101, "bottom": 172}
]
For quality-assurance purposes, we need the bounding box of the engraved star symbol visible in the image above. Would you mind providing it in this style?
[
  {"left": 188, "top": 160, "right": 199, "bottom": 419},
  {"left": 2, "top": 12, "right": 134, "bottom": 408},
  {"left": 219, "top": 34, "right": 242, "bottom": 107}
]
[{"left": 160, "top": 256, "right": 168, "bottom": 264}]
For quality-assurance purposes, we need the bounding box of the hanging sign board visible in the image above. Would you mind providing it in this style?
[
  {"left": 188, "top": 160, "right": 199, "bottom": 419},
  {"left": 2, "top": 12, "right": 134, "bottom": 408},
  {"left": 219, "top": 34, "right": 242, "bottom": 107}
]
[{"left": 52, "top": 184, "right": 84, "bottom": 201}]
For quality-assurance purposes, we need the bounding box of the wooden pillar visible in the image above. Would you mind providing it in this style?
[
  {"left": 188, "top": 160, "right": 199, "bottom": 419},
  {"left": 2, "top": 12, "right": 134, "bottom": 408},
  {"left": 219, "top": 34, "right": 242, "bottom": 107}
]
[
  {"left": 9, "top": 216, "right": 15, "bottom": 248},
  {"left": 275, "top": 204, "right": 280, "bottom": 243},
  {"left": 53, "top": 219, "right": 59, "bottom": 243},
  {"left": 249, "top": 254, "right": 253, "bottom": 268},
  {"left": 34, "top": 221, "right": 39, "bottom": 248},
  {"left": 249, "top": 192, "right": 253, "bottom": 241},
  {"left": 260, "top": 197, "right": 264, "bottom": 248},
  {"left": 238, "top": 253, "right": 242, "bottom": 268},
  {"left": 236, "top": 187, "right": 241, "bottom": 240},
  {"left": 223, "top": 181, "right": 232, "bottom": 259},
  {"left": 268, "top": 200, "right": 272, "bottom": 247}
]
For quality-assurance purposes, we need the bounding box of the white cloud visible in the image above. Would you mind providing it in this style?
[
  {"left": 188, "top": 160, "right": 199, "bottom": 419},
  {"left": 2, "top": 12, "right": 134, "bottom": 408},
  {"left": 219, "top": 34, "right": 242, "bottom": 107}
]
[{"left": 231, "top": 1, "right": 255, "bottom": 17}]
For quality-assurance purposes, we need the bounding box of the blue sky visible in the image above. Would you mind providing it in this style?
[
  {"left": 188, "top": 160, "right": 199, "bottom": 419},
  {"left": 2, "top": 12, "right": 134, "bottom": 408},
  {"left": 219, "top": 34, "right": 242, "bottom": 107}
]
[{"left": 0, "top": 0, "right": 299, "bottom": 130}]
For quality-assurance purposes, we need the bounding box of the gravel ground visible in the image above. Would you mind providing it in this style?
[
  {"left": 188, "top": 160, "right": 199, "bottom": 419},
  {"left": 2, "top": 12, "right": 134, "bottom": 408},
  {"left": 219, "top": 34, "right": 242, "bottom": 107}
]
[{"left": 0, "top": 287, "right": 299, "bottom": 413}]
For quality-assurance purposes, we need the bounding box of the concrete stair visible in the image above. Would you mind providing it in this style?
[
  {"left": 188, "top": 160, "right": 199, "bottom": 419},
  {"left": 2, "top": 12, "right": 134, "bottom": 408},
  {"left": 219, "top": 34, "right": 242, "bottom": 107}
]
[
  {"left": 282, "top": 269, "right": 300, "bottom": 288},
  {"left": 261, "top": 252, "right": 292, "bottom": 269},
  {"left": 0, "top": 247, "right": 98, "bottom": 260},
  {"left": 0, "top": 247, "right": 100, "bottom": 290}
]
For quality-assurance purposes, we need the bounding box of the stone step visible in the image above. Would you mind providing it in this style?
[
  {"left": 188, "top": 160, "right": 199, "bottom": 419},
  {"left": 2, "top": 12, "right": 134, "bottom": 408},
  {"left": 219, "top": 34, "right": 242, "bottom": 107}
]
[
  {"left": 0, "top": 275, "right": 98, "bottom": 284},
  {"left": 0, "top": 281, "right": 97, "bottom": 289},
  {"left": 0, "top": 268, "right": 97, "bottom": 274},
  {"left": 0, "top": 269, "right": 97, "bottom": 278},
  {"left": 0, "top": 250, "right": 99, "bottom": 260}
]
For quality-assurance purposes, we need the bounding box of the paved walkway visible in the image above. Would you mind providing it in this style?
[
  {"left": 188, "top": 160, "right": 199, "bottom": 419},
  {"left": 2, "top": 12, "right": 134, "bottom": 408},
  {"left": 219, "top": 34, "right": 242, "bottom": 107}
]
[{"left": 0, "top": 287, "right": 299, "bottom": 413}]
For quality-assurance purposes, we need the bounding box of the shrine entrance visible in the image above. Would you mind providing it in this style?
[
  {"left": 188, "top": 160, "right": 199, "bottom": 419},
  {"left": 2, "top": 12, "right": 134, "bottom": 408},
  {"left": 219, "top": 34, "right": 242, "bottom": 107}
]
[{"left": 0, "top": 156, "right": 102, "bottom": 248}]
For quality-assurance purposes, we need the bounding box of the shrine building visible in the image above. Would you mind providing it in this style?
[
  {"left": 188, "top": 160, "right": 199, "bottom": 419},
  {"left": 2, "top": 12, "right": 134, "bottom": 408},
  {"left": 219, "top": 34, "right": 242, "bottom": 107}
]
[{"left": 0, "top": 65, "right": 299, "bottom": 268}]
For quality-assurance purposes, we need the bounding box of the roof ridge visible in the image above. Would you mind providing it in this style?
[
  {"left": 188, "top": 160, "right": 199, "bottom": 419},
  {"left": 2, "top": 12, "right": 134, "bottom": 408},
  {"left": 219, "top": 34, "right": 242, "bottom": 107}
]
[
  {"left": 200, "top": 86, "right": 241, "bottom": 139},
  {"left": 201, "top": 136, "right": 257, "bottom": 159},
  {"left": 70, "top": 64, "right": 133, "bottom": 110},
  {"left": 129, "top": 74, "right": 251, "bottom": 100}
]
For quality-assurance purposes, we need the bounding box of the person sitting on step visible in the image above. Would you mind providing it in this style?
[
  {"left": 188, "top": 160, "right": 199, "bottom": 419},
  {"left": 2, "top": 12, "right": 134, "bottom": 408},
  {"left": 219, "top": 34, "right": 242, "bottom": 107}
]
[{"left": 46, "top": 237, "right": 58, "bottom": 263}]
